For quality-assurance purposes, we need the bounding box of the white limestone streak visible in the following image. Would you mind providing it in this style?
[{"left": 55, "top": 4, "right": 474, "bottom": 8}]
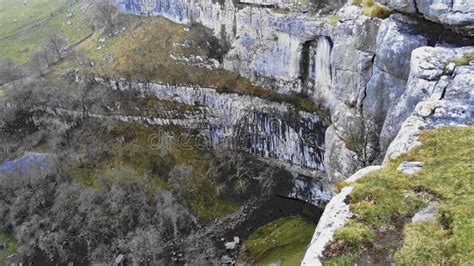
[{"left": 314, "top": 36, "right": 333, "bottom": 90}]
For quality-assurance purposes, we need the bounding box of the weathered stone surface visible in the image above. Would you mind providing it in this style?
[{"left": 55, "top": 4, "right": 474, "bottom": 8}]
[
  {"left": 412, "top": 201, "right": 437, "bottom": 223},
  {"left": 416, "top": 0, "right": 474, "bottom": 27},
  {"left": 345, "top": 165, "right": 383, "bottom": 182},
  {"left": 397, "top": 161, "right": 424, "bottom": 175},
  {"left": 380, "top": 46, "right": 473, "bottom": 152},
  {"left": 363, "top": 16, "right": 428, "bottom": 120},
  {"left": 378, "top": 0, "right": 474, "bottom": 36},
  {"left": 301, "top": 186, "right": 352, "bottom": 266},
  {"left": 118, "top": 0, "right": 338, "bottom": 94},
  {"left": 0, "top": 153, "right": 55, "bottom": 181}
]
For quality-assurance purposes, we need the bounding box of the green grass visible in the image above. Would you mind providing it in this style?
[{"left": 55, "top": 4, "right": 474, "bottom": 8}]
[
  {"left": 0, "top": 231, "right": 18, "bottom": 265},
  {"left": 334, "top": 221, "right": 374, "bottom": 247},
  {"left": 323, "top": 253, "right": 356, "bottom": 266},
  {"left": 238, "top": 216, "right": 316, "bottom": 265},
  {"left": 326, "top": 126, "right": 474, "bottom": 264},
  {"left": 0, "top": 0, "right": 91, "bottom": 64},
  {"left": 0, "top": 0, "right": 63, "bottom": 38}
]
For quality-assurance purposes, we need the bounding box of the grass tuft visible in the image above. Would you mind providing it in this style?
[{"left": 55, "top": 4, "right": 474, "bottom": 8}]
[{"left": 334, "top": 221, "right": 374, "bottom": 246}]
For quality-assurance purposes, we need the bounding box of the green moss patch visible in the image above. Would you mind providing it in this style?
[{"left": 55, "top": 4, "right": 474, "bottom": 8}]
[
  {"left": 326, "top": 126, "right": 474, "bottom": 265},
  {"left": 334, "top": 221, "right": 374, "bottom": 247},
  {"left": 353, "top": 0, "right": 391, "bottom": 19},
  {"left": 238, "top": 216, "right": 316, "bottom": 265}
]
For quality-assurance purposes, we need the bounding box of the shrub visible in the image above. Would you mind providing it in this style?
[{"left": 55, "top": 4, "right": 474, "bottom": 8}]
[
  {"left": 362, "top": 4, "right": 391, "bottom": 19},
  {"left": 450, "top": 51, "right": 474, "bottom": 66}
]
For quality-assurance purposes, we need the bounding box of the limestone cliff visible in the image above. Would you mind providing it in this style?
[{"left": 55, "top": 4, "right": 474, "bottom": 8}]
[{"left": 114, "top": 0, "right": 473, "bottom": 256}]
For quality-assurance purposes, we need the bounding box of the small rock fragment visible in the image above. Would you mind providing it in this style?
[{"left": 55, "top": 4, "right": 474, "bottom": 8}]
[{"left": 397, "top": 161, "right": 424, "bottom": 175}]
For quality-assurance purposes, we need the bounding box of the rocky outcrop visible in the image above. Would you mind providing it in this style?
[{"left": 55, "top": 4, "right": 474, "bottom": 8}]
[
  {"left": 377, "top": 0, "right": 474, "bottom": 36},
  {"left": 380, "top": 46, "right": 473, "bottom": 152},
  {"left": 96, "top": 78, "right": 328, "bottom": 171},
  {"left": 0, "top": 153, "right": 55, "bottom": 184},
  {"left": 324, "top": 14, "right": 429, "bottom": 180},
  {"left": 117, "top": 0, "right": 342, "bottom": 94},
  {"left": 384, "top": 46, "right": 474, "bottom": 162},
  {"left": 305, "top": 44, "right": 473, "bottom": 264}
]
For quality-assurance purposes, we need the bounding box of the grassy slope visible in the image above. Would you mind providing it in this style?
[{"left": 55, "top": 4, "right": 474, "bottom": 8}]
[
  {"left": 0, "top": 231, "right": 18, "bottom": 265},
  {"left": 325, "top": 126, "right": 474, "bottom": 265},
  {"left": 0, "top": 0, "right": 91, "bottom": 64},
  {"left": 238, "top": 216, "right": 316, "bottom": 265}
]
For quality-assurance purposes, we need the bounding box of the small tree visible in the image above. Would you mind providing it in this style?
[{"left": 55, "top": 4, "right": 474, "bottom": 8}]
[
  {"left": 28, "top": 51, "right": 48, "bottom": 76},
  {"left": 0, "top": 59, "right": 23, "bottom": 88},
  {"left": 343, "top": 111, "right": 381, "bottom": 168},
  {"left": 91, "top": 0, "right": 120, "bottom": 34},
  {"left": 46, "top": 34, "right": 67, "bottom": 60}
]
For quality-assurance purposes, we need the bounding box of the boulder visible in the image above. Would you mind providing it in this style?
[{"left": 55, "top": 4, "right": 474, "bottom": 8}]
[{"left": 412, "top": 201, "right": 437, "bottom": 223}]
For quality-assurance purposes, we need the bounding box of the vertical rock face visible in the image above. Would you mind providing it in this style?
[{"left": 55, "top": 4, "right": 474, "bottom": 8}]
[
  {"left": 362, "top": 16, "right": 429, "bottom": 151},
  {"left": 97, "top": 78, "right": 329, "bottom": 171},
  {"left": 323, "top": 14, "right": 431, "bottom": 180}
]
